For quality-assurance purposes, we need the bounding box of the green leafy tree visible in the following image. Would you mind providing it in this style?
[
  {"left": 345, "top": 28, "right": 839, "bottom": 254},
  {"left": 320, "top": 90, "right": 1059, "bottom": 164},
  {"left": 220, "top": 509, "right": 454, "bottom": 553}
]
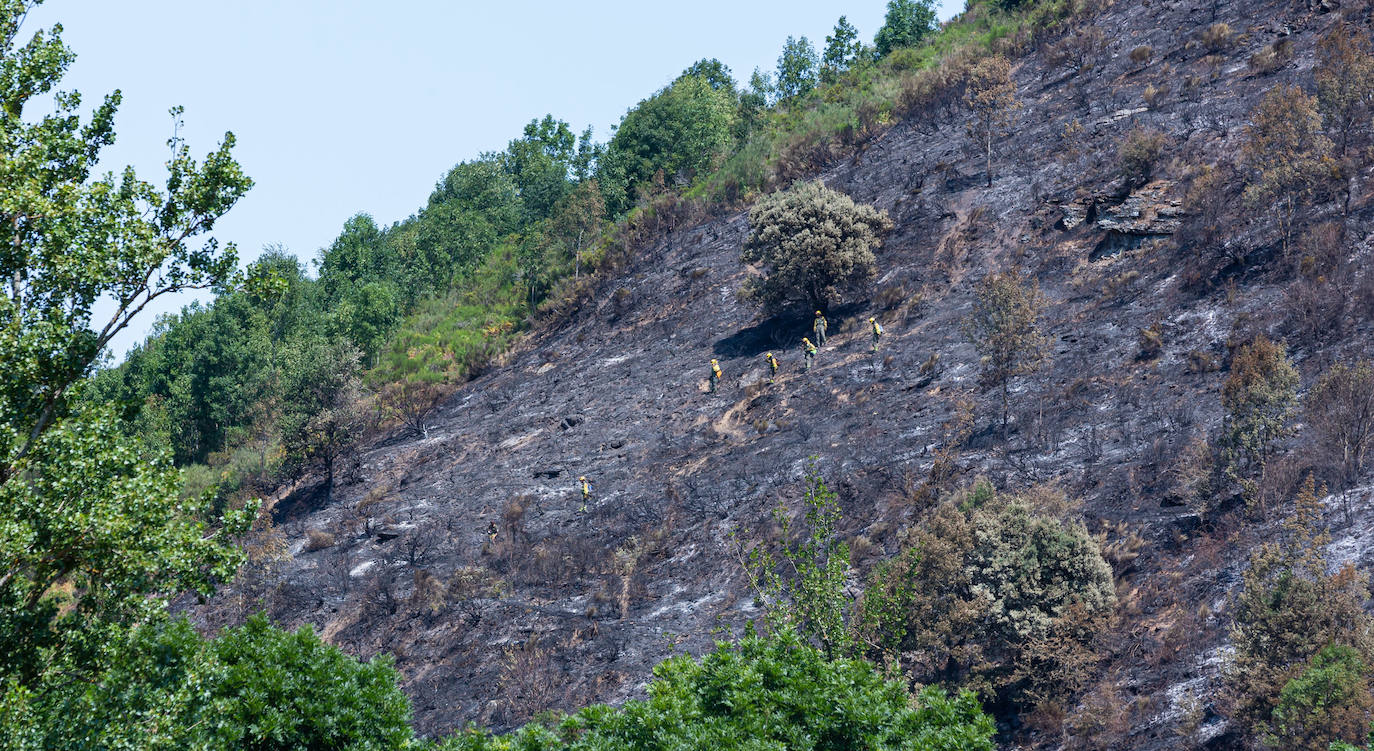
[
  {"left": 416, "top": 158, "right": 523, "bottom": 289},
  {"left": 598, "top": 75, "right": 737, "bottom": 215},
  {"left": 0, "top": 0, "right": 257, "bottom": 731},
  {"left": 23, "top": 616, "right": 415, "bottom": 750},
  {"left": 743, "top": 462, "right": 855, "bottom": 659},
  {"left": 328, "top": 280, "right": 400, "bottom": 367},
  {"left": 822, "top": 16, "right": 864, "bottom": 83},
  {"left": 548, "top": 179, "right": 605, "bottom": 281},
  {"left": 316, "top": 213, "right": 395, "bottom": 301},
  {"left": 570, "top": 126, "right": 601, "bottom": 182},
  {"left": 737, "top": 67, "right": 773, "bottom": 139},
  {"left": 1267, "top": 644, "right": 1374, "bottom": 751},
  {"left": 740, "top": 180, "right": 892, "bottom": 315},
  {"left": 502, "top": 115, "right": 576, "bottom": 223},
  {"left": 774, "top": 35, "right": 819, "bottom": 102},
  {"left": 678, "top": 58, "right": 736, "bottom": 93},
  {"left": 437, "top": 627, "right": 996, "bottom": 751},
  {"left": 961, "top": 269, "right": 1049, "bottom": 435},
  {"left": 874, "top": 0, "right": 938, "bottom": 58},
  {"left": 280, "top": 339, "right": 365, "bottom": 505}
]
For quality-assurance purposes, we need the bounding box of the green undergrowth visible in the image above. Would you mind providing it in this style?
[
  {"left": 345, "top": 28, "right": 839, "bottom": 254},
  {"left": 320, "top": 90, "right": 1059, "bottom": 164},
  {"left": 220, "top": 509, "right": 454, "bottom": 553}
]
[
  {"left": 368, "top": 247, "right": 528, "bottom": 389},
  {"left": 435, "top": 627, "right": 995, "bottom": 751},
  {"left": 693, "top": 0, "right": 1085, "bottom": 204}
]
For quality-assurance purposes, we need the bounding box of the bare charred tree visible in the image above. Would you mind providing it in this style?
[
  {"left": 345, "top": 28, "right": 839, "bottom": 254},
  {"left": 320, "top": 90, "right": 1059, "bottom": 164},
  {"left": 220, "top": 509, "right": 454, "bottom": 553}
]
[
  {"left": 380, "top": 378, "right": 445, "bottom": 438},
  {"left": 962, "top": 270, "right": 1049, "bottom": 437},
  {"left": 364, "top": 556, "right": 401, "bottom": 617},
  {"left": 498, "top": 637, "right": 562, "bottom": 725},
  {"left": 1306, "top": 360, "right": 1374, "bottom": 522},
  {"left": 964, "top": 56, "right": 1019, "bottom": 187},
  {"left": 401, "top": 521, "right": 444, "bottom": 569}
]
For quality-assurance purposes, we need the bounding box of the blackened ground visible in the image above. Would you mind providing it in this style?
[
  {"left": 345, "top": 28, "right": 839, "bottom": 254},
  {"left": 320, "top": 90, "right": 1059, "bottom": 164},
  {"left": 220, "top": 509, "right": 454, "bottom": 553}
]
[{"left": 193, "top": 1, "right": 1374, "bottom": 747}]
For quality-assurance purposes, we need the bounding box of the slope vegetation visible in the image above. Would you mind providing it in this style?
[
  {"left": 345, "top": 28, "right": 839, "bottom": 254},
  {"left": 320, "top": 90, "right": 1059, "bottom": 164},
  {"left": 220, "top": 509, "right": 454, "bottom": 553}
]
[{"left": 197, "top": 0, "right": 1374, "bottom": 747}]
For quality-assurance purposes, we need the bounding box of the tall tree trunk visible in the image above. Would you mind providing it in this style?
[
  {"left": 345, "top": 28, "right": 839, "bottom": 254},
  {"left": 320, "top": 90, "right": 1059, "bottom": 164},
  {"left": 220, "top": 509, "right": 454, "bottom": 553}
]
[{"left": 985, "top": 128, "right": 993, "bottom": 188}]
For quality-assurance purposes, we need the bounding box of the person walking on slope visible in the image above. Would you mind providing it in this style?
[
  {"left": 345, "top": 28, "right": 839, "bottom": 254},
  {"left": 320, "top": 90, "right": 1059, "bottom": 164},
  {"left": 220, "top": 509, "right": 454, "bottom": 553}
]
[
  {"left": 802, "top": 337, "right": 817, "bottom": 370},
  {"left": 579, "top": 475, "right": 591, "bottom": 512},
  {"left": 813, "top": 311, "right": 828, "bottom": 347},
  {"left": 869, "top": 317, "right": 883, "bottom": 353},
  {"left": 765, "top": 352, "right": 779, "bottom": 383},
  {"left": 709, "top": 359, "right": 722, "bottom": 393}
]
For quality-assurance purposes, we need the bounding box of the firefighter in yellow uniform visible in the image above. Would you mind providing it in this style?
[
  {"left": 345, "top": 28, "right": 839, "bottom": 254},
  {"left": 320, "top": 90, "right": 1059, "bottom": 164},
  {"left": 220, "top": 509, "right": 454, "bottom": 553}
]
[
  {"left": 813, "top": 311, "right": 828, "bottom": 346},
  {"left": 869, "top": 317, "right": 884, "bottom": 352},
  {"left": 579, "top": 476, "right": 591, "bottom": 512},
  {"left": 802, "top": 337, "right": 817, "bottom": 370},
  {"left": 765, "top": 352, "right": 779, "bottom": 382},
  {"left": 709, "top": 359, "right": 722, "bottom": 393}
]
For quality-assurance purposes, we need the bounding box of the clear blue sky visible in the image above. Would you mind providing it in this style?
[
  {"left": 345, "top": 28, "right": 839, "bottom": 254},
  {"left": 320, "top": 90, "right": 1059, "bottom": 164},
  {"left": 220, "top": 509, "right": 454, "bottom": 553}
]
[{"left": 30, "top": 0, "right": 962, "bottom": 358}]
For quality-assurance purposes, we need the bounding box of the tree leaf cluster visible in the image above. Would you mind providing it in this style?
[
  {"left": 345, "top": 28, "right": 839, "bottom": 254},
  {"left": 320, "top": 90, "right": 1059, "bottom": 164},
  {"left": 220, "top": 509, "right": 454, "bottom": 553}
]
[{"left": 740, "top": 180, "right": 892, "bottom": 315}]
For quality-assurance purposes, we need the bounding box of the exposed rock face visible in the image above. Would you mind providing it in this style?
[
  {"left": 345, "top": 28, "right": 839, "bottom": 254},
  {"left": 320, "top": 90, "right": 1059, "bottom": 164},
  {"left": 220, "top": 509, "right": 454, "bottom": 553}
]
[
  {"left": 1098, "top": 181, "right": 1184, "bottom": 235},
  {"left": 194, "top": 1, "right": 1374, "bottom": 748},
  {"left": 1058, "top": 180, "right": 1183, "bottom": 236}
]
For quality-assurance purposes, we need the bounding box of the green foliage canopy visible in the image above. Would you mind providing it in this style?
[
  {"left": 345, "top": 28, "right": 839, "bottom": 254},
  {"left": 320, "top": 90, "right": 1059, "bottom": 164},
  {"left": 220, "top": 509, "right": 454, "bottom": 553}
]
[
  {"left": 10, "top": 616, "right": 415, "bottom": 751},
  {"left": 437, "top": 627, "right": 996, "bottom": 751},
  {"left": 598, "top": 74, "right": 738, "bottom": 215},
  {"left": 740, "top": 180, "right": 892, "bottom": 315},
  {"left": 874, "top": 0, "right": 938, "bottom": 58},
  {"left": 775, "top": 36, "right": 820, "bottom": 102}
]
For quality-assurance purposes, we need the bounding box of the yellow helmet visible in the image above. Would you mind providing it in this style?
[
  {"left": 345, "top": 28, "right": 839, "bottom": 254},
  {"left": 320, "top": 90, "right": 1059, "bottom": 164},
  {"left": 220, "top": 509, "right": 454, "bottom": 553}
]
[
  {"left": 711, "top": 359, "right": 718, "bottom": 364},
  {"left": 764, "top": 352, "right": 772, "bottom": 358},
  {"left": 579, "top": 476, "right": 586, "bottom": 481},
  {"left": 815, "top": 310, "right": 821, "bottom": 315},
  {"left": 869, "top": 317, "right": 875, "bottom": 322}
]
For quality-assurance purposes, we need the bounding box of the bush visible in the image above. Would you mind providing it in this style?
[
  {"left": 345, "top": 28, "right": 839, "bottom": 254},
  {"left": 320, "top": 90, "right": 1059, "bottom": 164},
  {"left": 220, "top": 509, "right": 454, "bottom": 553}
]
[
  {"left": 858, "top": 483, "right": 1116, "bottom": 717},
  {"left": 1227, "top": 477, "right": 1374, "bottom": 741},
  {"left": 1118, "top": 127, "right": 1168, "bottom": 186},
  {"left": 29, "top": 616, "right": 416, "bottom": 750},
  {"left": 740, "top": 180, "right": 892, "bottom": 314},
  {"left": 1249, "top": 46, "right": 1286, "bottom": 75},
  {"left": 1221, "top": 335, "right": 1298, "bottom": 509},
  {"left": 305, "top": 528, "right": 336, "bottom": 551},
  {"left": 436, "top": 627, "right": 996, "bottom": 751},
  {"left": 1142, "top": 82, "right": 1169, "bottom": 109},
  {"left": 1137, "top": 324, "right": 1163, "bottom": 360},
  {"left": 1200, "top": 23, "right": 1233, "bottom": 52},
  {"left": 1267, "top": 645, "right": 1374, "bottom": 751}
]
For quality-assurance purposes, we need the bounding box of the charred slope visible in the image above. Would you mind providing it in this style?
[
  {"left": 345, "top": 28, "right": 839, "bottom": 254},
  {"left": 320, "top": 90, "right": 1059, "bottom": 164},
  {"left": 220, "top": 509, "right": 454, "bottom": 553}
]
[{"left": 198, "top": 0, "right": 1374, "bottom": 746}]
